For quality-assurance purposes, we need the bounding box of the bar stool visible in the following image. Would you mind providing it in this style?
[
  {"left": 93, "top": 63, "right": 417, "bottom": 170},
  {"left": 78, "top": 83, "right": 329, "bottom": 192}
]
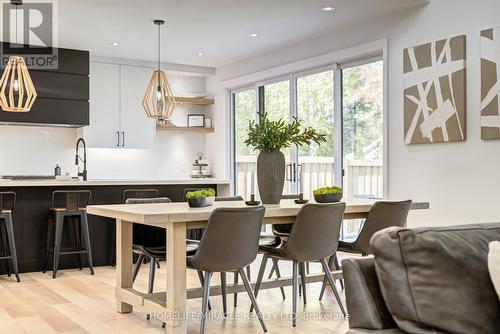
[
  {"left": 0, "top": 192, "right": 20, "bottom": 282},
  {"left": 43, "top": 190, "right": 94, "bottom": 278}
]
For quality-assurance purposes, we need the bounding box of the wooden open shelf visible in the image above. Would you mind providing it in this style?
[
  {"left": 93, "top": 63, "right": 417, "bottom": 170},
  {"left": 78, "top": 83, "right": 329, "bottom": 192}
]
[
  {"left": 156, "top": 126, "right": 215, "bottom": 133},
  {"left": 174, "top": 97, "right": 214, "bottom": 105}
]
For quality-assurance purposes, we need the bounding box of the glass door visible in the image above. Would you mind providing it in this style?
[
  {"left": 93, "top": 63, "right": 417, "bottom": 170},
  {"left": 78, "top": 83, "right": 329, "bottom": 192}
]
[
  {"left": 233, "top": 88, "right": 258, "bottom": 200},
  {"left": 296, "top": 69, "right": 336, "bottom": 200},
  {"left": 341, "top": 60, "right": 384, "bottom": 199}
]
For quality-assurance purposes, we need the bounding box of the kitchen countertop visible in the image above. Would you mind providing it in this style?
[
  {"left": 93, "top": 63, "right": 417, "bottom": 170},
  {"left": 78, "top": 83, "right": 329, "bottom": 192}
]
[{"left": 0, "top": 178, "right": 231, "bottom": 187}]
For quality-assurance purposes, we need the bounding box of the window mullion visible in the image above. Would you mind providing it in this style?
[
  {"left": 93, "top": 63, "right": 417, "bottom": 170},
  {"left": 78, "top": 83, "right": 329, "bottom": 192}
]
[{"left": 333, "top": 63, "right": 343, "bottom": 187}]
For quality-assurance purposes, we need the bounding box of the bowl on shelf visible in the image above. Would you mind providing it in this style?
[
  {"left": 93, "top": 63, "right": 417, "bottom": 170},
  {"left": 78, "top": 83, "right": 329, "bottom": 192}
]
[{"left": 313, "top": 186, "right": 343, "bottom": 203}]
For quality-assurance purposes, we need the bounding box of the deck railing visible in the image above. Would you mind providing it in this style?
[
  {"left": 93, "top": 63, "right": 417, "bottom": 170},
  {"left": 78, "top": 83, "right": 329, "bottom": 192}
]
[{"left": 235, "top": 155, "right": 383, "bottom": 200}]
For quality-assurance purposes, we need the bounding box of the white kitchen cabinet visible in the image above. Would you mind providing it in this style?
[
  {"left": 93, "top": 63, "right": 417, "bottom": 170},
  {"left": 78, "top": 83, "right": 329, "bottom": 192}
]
[
  {"left": 82, "top": 62, "right": 155, "bottom": 149},
  {"left": 84, "top": 62, "right": 121, "bottom": 148},
  {"left": 120, "top": 65, "right": 155, "bottom": 149}
]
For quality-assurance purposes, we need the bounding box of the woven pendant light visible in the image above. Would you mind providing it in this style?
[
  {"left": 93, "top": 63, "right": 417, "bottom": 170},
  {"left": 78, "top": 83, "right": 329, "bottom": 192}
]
[
  {"left": 142, "top": 20, "right": 176, "bottom": 123},
  {"left": 0, "top": 56, "right": 37, "bottom": 112},
  {"left": 0, "top": 1, "right": 37, "bottom": 112}
]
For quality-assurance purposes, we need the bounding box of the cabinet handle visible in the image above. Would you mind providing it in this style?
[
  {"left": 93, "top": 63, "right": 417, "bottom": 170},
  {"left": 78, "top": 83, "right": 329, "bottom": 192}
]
[
  {"left": 116, "top": 131, "right": 120, "bottom": 147},
  {"left": 122, "top": 132, "right": 125, "bottom": 147}
]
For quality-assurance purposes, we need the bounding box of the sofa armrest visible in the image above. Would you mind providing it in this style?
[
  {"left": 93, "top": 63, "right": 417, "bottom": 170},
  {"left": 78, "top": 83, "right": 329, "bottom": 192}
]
[{"left": 342, "top": 257, "right": 397, "bottom": 330}]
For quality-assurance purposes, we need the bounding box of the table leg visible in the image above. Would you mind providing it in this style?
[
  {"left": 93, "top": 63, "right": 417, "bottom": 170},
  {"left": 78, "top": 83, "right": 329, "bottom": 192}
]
[
  {"left": 166, "top": 222, "right": 187, "bottom": 334},
  {"left": 116, "top": 219, "right": 133, "bottom": 313}
]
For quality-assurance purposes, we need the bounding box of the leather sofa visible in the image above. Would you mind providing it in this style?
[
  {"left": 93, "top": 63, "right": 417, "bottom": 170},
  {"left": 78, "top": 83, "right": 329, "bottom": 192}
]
[{"left": 342, "top": 223, "right": 500, "bottom": 334}]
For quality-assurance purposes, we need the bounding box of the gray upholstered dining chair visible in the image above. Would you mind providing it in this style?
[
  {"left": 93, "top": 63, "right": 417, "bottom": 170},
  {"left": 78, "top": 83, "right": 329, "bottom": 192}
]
[
  {"left": 214, "top": 196, "right": 282, "bottom": 312},
  {"left": 187, "top": 206, "right": 268, "bottom": 334},
  {"left": 254, "top": 203, "right": 347, "bottom": 327},
  {"left": 319, "top": 200, "right": 412, "bottom": 301}
]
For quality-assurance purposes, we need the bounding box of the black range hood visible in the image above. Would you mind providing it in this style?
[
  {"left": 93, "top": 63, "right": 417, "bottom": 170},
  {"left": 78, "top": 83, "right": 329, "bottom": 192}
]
[{"left": 0, "top": 43, "right": 89, "bottom": 127}]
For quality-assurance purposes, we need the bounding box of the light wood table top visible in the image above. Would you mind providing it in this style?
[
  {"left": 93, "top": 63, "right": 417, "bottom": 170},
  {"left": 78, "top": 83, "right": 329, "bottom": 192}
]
[{"left": 87, "top": 198, "right": 429, "bottom": 226}]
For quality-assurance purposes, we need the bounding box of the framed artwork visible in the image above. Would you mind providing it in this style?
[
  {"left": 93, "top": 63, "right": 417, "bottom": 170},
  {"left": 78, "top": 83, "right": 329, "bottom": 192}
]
[
  {"left": 403, "top": 35, "right": 467, "bottom": 144},
  {"left": 481, "top": 27, "right": 500, "bottom": 139},
  {"left": 187, "top": 114, "right": 205, "bottom": 127}
]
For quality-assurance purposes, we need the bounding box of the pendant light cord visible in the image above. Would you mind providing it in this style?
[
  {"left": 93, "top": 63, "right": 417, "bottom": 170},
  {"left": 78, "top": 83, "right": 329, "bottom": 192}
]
[
  {"left": 15, "top": 4, "right": 18, "bottom": 53},
  {"left": 157, "top": 22, "right": 160, "bottom": 88}
]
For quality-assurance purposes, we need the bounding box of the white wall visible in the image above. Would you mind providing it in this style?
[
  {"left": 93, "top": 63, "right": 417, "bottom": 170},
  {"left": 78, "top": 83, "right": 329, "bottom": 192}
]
[
  {"left": 213, "top": 0, "right": 500, "bottom": 227},
  {"left": 0, "top": 62, "right": 214, "bottom": 180}
]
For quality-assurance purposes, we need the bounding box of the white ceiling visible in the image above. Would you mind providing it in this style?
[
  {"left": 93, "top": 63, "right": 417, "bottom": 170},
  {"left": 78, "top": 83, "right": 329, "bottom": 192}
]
[{"left": 56, "top": 0, "right": 428, "bottom": 68}]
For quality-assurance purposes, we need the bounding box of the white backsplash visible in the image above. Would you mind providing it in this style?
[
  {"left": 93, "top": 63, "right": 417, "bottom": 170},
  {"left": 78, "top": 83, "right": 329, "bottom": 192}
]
[{"left": 0, "top": 125, "right": 208, "bottom": 179}]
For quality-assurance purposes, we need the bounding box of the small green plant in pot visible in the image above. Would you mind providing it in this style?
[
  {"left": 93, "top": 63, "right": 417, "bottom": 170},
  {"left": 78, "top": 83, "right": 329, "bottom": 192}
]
[
  {"left": 245, "top": 112, "right": 326, "bottom": 204},
  {"left": 313, "top": 186, "right": 343, "bottom": 203},
  {"left": 186, "top": 188, "right": 216, "bottom": 208}
]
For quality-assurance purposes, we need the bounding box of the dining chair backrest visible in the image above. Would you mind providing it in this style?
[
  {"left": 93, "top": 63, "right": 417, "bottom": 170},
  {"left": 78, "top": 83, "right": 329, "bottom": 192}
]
[
  {"left": 355, "top": 200, "right": 412, "bottom": 254},
  {"left": 190, "top": 206, "right": 266, "bottom": 272},
  {"left": 284, "top": 203, "right": 346, "bottom": 262},
  {"left": 272, "top": 194, "right": 301, "bottom": 235},
  {"left": 215, "top": 196, "right": 244, "bottom": 202},
  {"left": 0, "top": 191, "right": 16, "bottom": 213},
  {"left": 125, "top": 197, "right": 171, "bottom": 247},
  {"left": 51, "top": 190, "right": 91, "bottom": 211},
  {"left": 125, "top": 197, "right": 172, "bottom": 204},
  {"left": 122, "top": 188, "right": 158, "bottom": 204}
]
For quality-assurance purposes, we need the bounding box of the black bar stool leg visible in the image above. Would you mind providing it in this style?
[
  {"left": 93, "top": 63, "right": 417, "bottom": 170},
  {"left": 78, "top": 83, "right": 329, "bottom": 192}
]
[
  {"left": 43, "top": 215, "right": 54, "bottom": 274},
  {"left": 80, "top": 212, "right": 94, "bottom": 275},
  {"left": 0, "top": 226, "right": 11, "bottom": 277},
  {"left": 4, "top": 215, "right": 20, "bottom": 282},
  {"left": 72, "top": 216, "right": 82, "bottom": 270},
  {"left": 52, "top": 212, "right": 64, "bottom": 279}
]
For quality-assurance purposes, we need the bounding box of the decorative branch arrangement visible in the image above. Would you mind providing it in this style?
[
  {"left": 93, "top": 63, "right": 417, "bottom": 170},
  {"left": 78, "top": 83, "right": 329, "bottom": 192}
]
[{"left": 245, "top": 112, "right": 327, "bottom": 152}]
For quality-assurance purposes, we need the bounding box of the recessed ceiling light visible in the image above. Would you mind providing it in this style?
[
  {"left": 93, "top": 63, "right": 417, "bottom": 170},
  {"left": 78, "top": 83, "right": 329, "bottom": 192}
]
[
  {"left": 321, "top": 6, "right": 335, "bottom": 12},
  {"left": 250, "top": 33, "right": 259, "bottom": 37},
  {"left": 111, "top": 42, "right": 120, "bottom": 47},
  {"left": 197, "top": 52, "right": 205, "bottom": 56}
]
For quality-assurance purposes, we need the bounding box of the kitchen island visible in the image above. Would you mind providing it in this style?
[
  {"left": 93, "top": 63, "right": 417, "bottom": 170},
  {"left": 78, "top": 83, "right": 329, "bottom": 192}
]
[{"left": 0, "top": 179, "right": 230, "bottom": 274}]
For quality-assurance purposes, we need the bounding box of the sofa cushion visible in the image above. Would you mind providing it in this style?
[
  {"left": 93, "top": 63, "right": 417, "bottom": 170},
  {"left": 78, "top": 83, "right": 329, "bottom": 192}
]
[
  {"left": 488, "top": 241, "right": 500, "bottom": 299},
  {"left": 371, "top": 223, "right": 500, "bottom": 334}
]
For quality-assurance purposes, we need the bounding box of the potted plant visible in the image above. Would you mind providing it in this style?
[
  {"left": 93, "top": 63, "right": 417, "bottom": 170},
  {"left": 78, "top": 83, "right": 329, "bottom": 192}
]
[
  {"left": 186, "top": 188, "right": 216, "bottom": 208},
  {"left": 245, "top": 112, "right": 326, "bottom": 204},
  {"left": 313, "top": 186, "right": 343, "bottom": 203}
]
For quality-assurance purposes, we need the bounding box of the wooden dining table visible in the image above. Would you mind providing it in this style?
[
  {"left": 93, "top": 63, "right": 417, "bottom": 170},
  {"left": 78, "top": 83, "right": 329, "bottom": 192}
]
[{"left": 87, "top": 198, "right": 429, "bottom": 334}]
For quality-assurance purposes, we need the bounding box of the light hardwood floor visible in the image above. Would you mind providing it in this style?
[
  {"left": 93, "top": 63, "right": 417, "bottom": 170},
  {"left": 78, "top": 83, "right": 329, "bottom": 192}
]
[{"left": 0, "top": 257, "right": 349, "bottom": 334}]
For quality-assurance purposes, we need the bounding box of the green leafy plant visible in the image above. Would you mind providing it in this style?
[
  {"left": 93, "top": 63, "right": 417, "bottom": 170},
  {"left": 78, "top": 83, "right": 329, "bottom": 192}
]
[
  {"left": 313, "top": 186, "right": 343, "bottom": 195},
  {"left": 245, "top": 112, "right": 327, "bottom": 152},
  {"left": 186, "top": 188, "right": 216, "bottom": 199}
]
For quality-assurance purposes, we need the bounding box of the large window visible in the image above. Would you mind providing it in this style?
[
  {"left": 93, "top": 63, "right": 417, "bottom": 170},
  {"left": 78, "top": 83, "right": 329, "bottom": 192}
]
[{"left": 232, "top": 56, "right": 384, "bottom": 203}]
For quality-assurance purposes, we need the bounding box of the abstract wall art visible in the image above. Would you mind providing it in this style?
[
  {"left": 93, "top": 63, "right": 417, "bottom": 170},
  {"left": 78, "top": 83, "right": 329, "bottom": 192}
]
[
  {"left": 481, "top": 27, "right": 500, "bottom": 140},
  {"left": 403, "top": 35, "right": 466, "bottom": 144}
]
